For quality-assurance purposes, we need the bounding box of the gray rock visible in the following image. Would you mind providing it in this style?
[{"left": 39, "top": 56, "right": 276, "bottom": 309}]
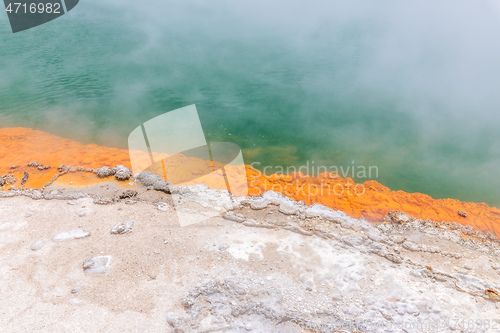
[
  {"left": 218, "top": 244, "right": 229, "bottom": 251},
  {"left": 27, "top": 161, "right": 41, "bottom": 167},
  {"left": 53, "top": 229, "right": 91, "bottom": 242},
  {"left": 110, "top": 221, "right": 134, "bottom": 234},
  {"left": 69, "top": 298, "right": 85, "bottom": 305},
  {"left": 83, "top": 256, "right": 112, "bottom": 274},
  {"left": 222, "top": 202, "right": 237, "bottom": 212},
  {"left": 138, "top": 172, "right": 163, "bottom": 187},
  {"left": 166, "top": 312, "right": 178, "bottom": 328},
  {"left": 94, "top": 166, "right": 115, "bottom": 178},
  {"left": 58, "top": 164, "right": 69, "bottom": 172},
  {"left": 368, "top": 232, "right": 389, "bottom": 243},
  {"left": 113, "top": 165, "right": 133, "bottom": 181},
  {"left": 283, "top": 225, "right": 312, "bottom": 236},
  {"left": 342, "top": 236, "right": 365, "bottom": 247},
  {"left": 93, "top": 197, "right": 114, "bottom": 205},
  {"left": 299, "top": 273, "right": 316, "bottom": 291},
  {"left": 387, "top": 211, "right": 414, "bottom": 224},
  {"left": 25, "top": 211, "right": 33, "bottom": 218},
  {"left": 250, "top": 199, "right": 269, "bottom": 210},
  {"left": 4, "top": 174, "right": 16, "bottom": 184},
  {"left": 157, "top": 202, "right": 170, "bottom": 212},
  {"left": 119, "top": 190, "right": 137, "bottom": 199},
  {"left": 278, "top": 203, "right": 298, "bottom": 215},
  {"left": 389, "top": 235, "right": 406, "bottom": 244},
  {"left": 30, "top": 239, "right": 46, "bottom": 251},
  {"left": 71, "top": 286, "right": 84, "bottom": 294},
  {"left": 422, "top": 245, "right": 441, "bottom": 253},
  {"left": 153, "top": 180, "right": 170, "bottom": 193},
  {"left": 222, "top": 214, "right": 246, "bottom": 223},
  {"left": 383, "top": 253, "right": 404, "bottom": 264},
  {"left": 402, "top": 241, "right": 420, "bottom": 252},
  {"left": 0, "top": 222, "right": 11, "bottom": 230},
  {"left": 135, "top": 171, "right": 151, "bottom": 181},
  {"left": 31, "top": 190, "right": 43, "bottom": 200}
]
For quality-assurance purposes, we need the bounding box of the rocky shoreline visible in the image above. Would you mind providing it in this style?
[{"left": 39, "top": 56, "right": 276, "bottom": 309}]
[
  {"left": 1, "top": 169, "right": 499, "bottom": 332},
  {"left": 3, "top": 126, "right": 500, "bottom": 238}
]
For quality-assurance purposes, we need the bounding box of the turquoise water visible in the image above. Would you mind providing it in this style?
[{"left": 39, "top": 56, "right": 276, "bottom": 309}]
[{"left": 1, "top": 0, "right": 500, "bottom": 206}]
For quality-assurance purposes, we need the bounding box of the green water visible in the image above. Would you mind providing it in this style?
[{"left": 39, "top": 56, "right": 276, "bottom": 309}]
[{"left": 1, "top": 0, "right": 500, "bottom": 206}]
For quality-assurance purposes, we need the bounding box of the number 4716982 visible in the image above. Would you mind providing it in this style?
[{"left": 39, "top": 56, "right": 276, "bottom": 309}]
[{"left": 6, "top": 2, "right": 62, "bottom": 14}]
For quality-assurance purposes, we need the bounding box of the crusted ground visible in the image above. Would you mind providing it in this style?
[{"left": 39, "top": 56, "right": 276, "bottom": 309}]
[{"left": 0, "top": 179, "right": 499, "bottom": 333}]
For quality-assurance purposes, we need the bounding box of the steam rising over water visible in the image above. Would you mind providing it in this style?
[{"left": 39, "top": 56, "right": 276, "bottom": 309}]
[{"left": 1, "top": 0, "right": 500, "bottom": 206}]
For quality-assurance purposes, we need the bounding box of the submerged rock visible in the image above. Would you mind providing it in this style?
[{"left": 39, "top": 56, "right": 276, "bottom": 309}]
[
  {"left": 83, "top": 256, "right": 112, "bottom": 274},
  {"left": 53, "top": 229, "right": 91, "bottom": 242},
  {"left": 21, "top": 172, "right": 29, "bottom": 185},
  {"left": 58, "top": 164, "right": 69, "bottom": 172},
  {"left": 110, "top": 221, "right": 134, "bottom": 234},
  {"left": 4, "top": 174, "right": 16, "bottom": 184}
]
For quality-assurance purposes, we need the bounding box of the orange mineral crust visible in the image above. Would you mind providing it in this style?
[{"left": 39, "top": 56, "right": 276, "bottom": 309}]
[
  {"left": 1, "top": 127, "right": 500, "bottom": 238},
  {"left": 245, "top": 169, "right": 500, "bottom": 237},
  {"left": 0, "top": 127, "right": 132, "bottom": 188}
]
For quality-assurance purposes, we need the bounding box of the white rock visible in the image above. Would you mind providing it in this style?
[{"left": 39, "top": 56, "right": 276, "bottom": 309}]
[
  {"left": 12, "top": 222, "right": 28, "bottom": 231},
  {"left": 222, "top": 214, "right": 246, "bottom": 223},
  {"left": 278, "top": 203, "right": 298, "bottom": 215},
  {"left": 0, "top": 222, "right": 12, "bottom": 231},
  {"left": 157, "top": 202, "right": 170, "bottom": 212},
  {"left": 402, "top": 241, "right": 420, "bottom": 252},
  {"left": 53, "top": 229, "right": 91, "bottom": 242},
  {"left": 110, "top": 221, "right": 134, "bottom": 234},
  {"left": 250, "top": 199, "right": 269, "bottom": 210},
  {"left": 30, "top": 239, "right": 46, "bottom": 251},
  {"left": 83, "top": 256, "right": 112, "bottom": 274}
]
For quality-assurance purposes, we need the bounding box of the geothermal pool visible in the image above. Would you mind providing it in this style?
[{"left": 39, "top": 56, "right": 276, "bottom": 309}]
[{"left": 1, "top": 0, "right": 500, "bottom": 207}]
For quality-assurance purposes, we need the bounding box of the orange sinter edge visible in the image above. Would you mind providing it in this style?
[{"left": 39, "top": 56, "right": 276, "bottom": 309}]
[{"left": 1, "top": 127, "right": 500, "bottom": 238}]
